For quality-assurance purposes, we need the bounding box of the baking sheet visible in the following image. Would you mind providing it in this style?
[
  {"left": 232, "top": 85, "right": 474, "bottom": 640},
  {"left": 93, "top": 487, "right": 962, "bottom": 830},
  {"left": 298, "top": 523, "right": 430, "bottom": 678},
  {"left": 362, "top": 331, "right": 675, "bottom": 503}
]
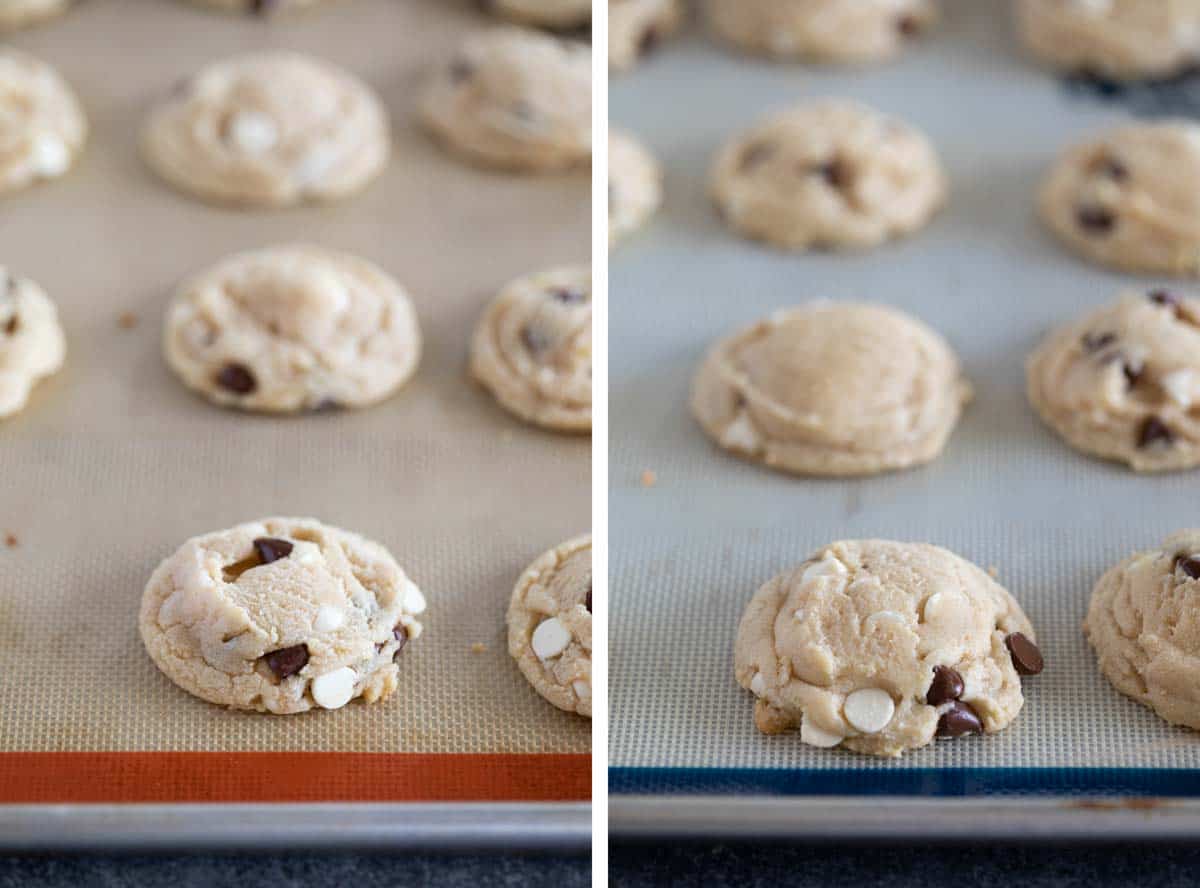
[
  {"left": 609, "top": 0, "right": 1200, "bottom": 825},
  {"left": 0, "top": 0, "right": 590, "bottom": 809}
]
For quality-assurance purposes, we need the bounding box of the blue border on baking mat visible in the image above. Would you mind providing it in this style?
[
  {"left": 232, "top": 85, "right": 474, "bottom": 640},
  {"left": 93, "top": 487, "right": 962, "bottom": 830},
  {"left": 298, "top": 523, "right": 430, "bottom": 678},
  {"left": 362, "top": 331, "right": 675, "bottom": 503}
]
[{"left": 609, "top": 767, "right": 1200, "bottom": 797}]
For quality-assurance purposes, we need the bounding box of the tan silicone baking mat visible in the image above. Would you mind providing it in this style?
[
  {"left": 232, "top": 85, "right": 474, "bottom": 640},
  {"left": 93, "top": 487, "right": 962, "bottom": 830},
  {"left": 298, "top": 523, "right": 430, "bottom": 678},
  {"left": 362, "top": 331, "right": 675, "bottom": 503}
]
[{"left": 0, "top": 0, "right": 591, "bottom": 770}]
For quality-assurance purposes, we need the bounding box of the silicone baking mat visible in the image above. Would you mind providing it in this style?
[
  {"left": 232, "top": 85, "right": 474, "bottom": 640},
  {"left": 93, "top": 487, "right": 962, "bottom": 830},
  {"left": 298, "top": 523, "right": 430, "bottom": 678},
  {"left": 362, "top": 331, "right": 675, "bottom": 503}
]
[
  {"left": 0, "top": 0, "right": 590, "bottom": 806},
  {"left": 609, "top": 0, "right": 1200, "bottom": 805}
]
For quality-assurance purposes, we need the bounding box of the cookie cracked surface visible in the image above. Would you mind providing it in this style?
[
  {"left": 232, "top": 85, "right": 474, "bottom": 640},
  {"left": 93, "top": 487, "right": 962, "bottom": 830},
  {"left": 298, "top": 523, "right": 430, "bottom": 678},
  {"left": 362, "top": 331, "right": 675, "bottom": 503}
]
[
  {"left": 735, "top": 540, "right": 1042, "bottom": 758},
  {"left": 139, "top": 517, "right": 427, "bottom": 715},
  {"left": 0, "top": 268, "right": 65, "bottom": 419},
  {"left": 609, "top": 129, "right": 662, "bottom": 246},
  {"left": 0, "top": 47, "right": 86, "bottom": 196}
]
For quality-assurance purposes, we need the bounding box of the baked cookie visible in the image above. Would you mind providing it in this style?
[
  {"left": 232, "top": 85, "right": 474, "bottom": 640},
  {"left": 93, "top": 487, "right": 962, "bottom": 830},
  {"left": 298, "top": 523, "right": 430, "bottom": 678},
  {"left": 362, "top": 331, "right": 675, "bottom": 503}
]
[
  {"left": 508, "top": 535, "right": 591, "bottom": 717},
  {"left": 140, "top": 518, "right": 426, "bottom": 715},
  {"left": 691, "top": 301, "right": 971, "bottom": 476},
  {"left": 706, "top": 0, "right": 938, "bottom": 63},
  {"left": 0, "top": 268, "right": 65, "bottom": 419},
  {"left": 0, "top": 48, "right": 86, "bottom": 196},
  {"left": 0, "top": 0, "right": 71, "bottom": 30},
  {"left": 609, "top": 129, "right": 662, "bottom": 246},
  {"left": 470, "top": 266, "right": 590, "bottom": 432},
  {"left": 1087, "top": 530, "right": 1200, "bottom": 730},
  {"left": 184, "top": 0, "right": 331, "bottom": 14},
  {"left": 710, "top": 100, "right": 946, "bottom": 251},
  {"left": 480, "top": 0, "right": 591, "bottom": 29},
  {"left": 735, "top": 540, "right": 1043, "bottom": 758},
  {"left": 1027, "top": 290, "right": 1200, "bottom": 472},
  {"left": 420, "top": 28, "right": 591, "bottom": 173},
  {"left": 141, "top": 52, "right": 389, "bottom": 208},
  {"left": 1040, "top": 121, "right": 1200, "bottom": 276},
  {"left": 163, "top": 245, "right": 421, "bottom": 413},
  {"left": 610, "top": 0, "right": 686, "bottom": 72},
  {"left": 1016, "top": 0, "right": 1200, "bottom": 81}
]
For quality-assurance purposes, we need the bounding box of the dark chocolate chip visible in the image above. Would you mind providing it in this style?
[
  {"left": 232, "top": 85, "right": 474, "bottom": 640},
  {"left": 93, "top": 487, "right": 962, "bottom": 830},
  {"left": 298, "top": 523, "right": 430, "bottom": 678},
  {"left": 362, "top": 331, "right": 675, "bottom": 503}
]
[
  {"left": 2, "top": 316, "right": 16, "bottom": 336},
  {"left": 1005, "top": 632, "right": 1044, "bottom": 676},
  {"left": 585, "top": 585, "right": 592, "bottom": 614},
  {"left": 1077, "top": 205, "right": 1115, "bottom": 233},
  {"left": 1138, "top": 416, "right": 1174, "bottom": 449},
  {"left": 1091, "top": 156, "right": 1129, "bottom": 181},
  {"left": 1175, "top": 555, "right": 1200, "bottom": 580},
  {"left": 738, "top": 142, "right": 774, "bottom": 173},
  {"left": 551, "top": 287, "right": 586, "bottom": 305},
  {"left": 1081, "top": 331, "right": 1117, "bottom": 353},
  {"left": 253, "top": 537, "right": 294, "bottom": 565},
  {"left": 638, "top": 27, "right": 661, "bottom": 58},
  {"left": 392, "top": 624, "right": 408, "bottom": 661},
  {"left": 897, "top": 15, "right": 920, "bottom": 36},
  {"left": 522, "top": 326, "right": 552, "bottom": 354},
  {"left": 262, "top": 644, "right": 308, "bottom": 680},
  {"left": 925, "top": 665, "right": 964, "bottom": 706},
  {"left": 249, "top": 0, "right": 276, "bottom": 14},
  {"left": 215, "top": 363, "right": 257, "bottom": 395},
  {"left": 1123, "top": 360, "right": 1144, "bottom": 388},
  {"left": 1149, "top": 290, "right": 1179, "bottom": 308},
  {"left": 816, "top": 158, "right": 851, "bottom": 189},
  {"left": 936, "top": 701, "right": 984, "bottom": 738}
]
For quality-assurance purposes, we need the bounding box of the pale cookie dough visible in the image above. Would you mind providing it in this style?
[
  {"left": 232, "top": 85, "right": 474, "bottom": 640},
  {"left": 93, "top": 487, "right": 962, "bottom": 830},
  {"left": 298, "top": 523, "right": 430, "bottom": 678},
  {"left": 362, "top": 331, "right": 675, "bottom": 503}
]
[
  {"left": 141, "top": 52, "right": 389, "bottom": 208},
  {"left": 0, "top": 268, "right": 65, "bottom": 419},
  {"left": 610, "top": 0, "right": 686, "bottom": 72},
  {"left": 691, "top": 301, "right": 971, "bottom": 476},
  {"left": 420, "top": 28, "right": 591, "bottom": 173},
  {"left": 710, "top": 100, "right": 947, "bottom": 251},
  {"left": 0, "top": 0, "right": 71, "bottom": 30},
  {"left": 140, "top": 517, "right": 427, "bottom": 715},
  {"left": 1087, "top": 530, "right": 1200, "bottom": 730},
  {"left": 0, "top": 47, "right": 86, "bottom": 196},
  {"left": 1040, "top": 121, "right": 1200, "bottom": 276},
  {"left": 735, "top": 540, "right": 1044, "bottom": 758},
  {"left": 1027, "top": 290, "right": 1200, "bottom": 472},
  {"left": 1016, "top": 0, "right": 1200, "bottom": 81},
  {"left": 481, "top": 0, "right": 590, "bottom": 29},
  {"left": 508, "top": 535, "right": 591, "bottom": 717},
  {"left": 470, "top": 265, "right": 591, "bottom": 432},
  {"left": 609, "top": 129, "right": 662, "bottom": 246},
  {"left": 164, "top": 244, "right": 421, "bottom": 414},
  {"left": 706, "top": 0, "right": 938, "bottom": 64},
  {"left": 185, "top": 0, "right": 331, "bottom": 15}
]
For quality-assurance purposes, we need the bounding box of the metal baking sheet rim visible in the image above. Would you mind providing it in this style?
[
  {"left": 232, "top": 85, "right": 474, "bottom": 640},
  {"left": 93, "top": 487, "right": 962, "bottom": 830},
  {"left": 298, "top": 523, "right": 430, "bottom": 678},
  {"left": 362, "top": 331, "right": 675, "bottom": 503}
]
[{"left": 0, "top": 802, "right": 590, "bottom": 851}]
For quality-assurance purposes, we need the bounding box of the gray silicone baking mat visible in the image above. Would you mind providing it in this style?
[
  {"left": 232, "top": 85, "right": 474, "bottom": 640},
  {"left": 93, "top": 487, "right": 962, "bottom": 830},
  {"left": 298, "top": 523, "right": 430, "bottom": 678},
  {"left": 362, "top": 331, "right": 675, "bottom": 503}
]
[{"left": 609, "top": 0, "right": 1200, "bottom": 813}]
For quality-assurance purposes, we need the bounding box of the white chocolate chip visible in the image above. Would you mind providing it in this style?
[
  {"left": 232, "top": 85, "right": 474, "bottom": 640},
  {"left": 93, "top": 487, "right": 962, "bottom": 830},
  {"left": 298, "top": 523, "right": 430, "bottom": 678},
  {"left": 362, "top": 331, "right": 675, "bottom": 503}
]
[
  {"left": 401, "top": 579, "right": 427, "bottom": 615},
  {"left": 311, "top": 667, "right": 356, "bottom": 710},
  {"left": 33, "top": 135, "right": 70, "bottom": 178},
  {"left": 228, "top": 110, "right": 280, "bottom": 155},
  {"left": 313, "top": 605, "right": 344, "bottom": 632},
  {"left": 843, "top": 688, "right": 895, "bottom": 734},
  {"left": 749, "top": 671, "right": 766, "bottom": 696},
  {"left": 800, "top": 716, "right": 843, "bottom": 748},
  {"left": 720, "top": 412, "right": 761, "bottom": 452},
  {"left": 1162, "top": 369, "right": 1195, "bottom": 407},
  {"left": 802, "top": 554, "right": 847, "bottom": 584},
  {"left": 531, "top": 617, "right": 571, "bottom": 660},
  {"left": 572, "top": 680, "right": 591, "bottom": 700}
]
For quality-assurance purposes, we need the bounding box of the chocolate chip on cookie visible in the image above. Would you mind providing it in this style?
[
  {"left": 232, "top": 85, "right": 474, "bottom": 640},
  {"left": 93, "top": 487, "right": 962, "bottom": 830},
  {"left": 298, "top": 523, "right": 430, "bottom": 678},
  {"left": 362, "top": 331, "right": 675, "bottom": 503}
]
[
  {"left": 253, "top": 537, "right": 294, "bottom": 564},
  {"left": 1138, "top": 416, "right": 1174, "bottom": 449},
  {"left": 1175, "top": 555, "right": 1200, "bottom": 580},
  {"left": 925, "top": 665, "right": 964, "bottom": 706},
  {"left": 936, "top": 701, "right": 983, "bottom": 737},
  {"left": 215, "top": 362, "right": 257, "bottom": 395},
  {"left": 262, "top": 644, "right": 309, "bottom": 680},
  {"left": 1076, "top": 205, "right": 1115, "bottom": 233},
  {"left": 1005, "top": 632, "right": 1044, "bottom": 676}
]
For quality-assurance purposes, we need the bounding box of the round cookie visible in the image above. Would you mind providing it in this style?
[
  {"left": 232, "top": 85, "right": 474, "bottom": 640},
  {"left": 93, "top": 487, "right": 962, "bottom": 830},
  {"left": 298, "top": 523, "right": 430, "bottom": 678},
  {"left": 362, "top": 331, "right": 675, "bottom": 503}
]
[
  {"left": 481, "top": 0, "right": 590, "bottom": 29},
  {"left": 141, "top": 52, "right": 389, "bottom": 208},
  {"left": 164, "top": 244, "right": 421, "bottom": 414},
  {"left": 609, "top": 129, "right": 662, "bottom": 246},
  {"left": 1027, "top": 290, "right": 1200, "bottom": 472},
  {"left": 508, "top": 535, "right": 591, "bottom": 717},
  {"left": 710, "top": 100, "right": 947, "bottom": 251},
  {"left": 691, "top": 301, "right": 971, "bottom": 477},
  {"left": 610, "top": 0, "right": 686, "bottom": 72},
  {"left": 735, "top": 540, "right": 1044, "bottom": 758},
  {"left": 706, "top": 0, "right": 938, "bottom": 64},
  {"left": 139, "top": 517, "right": 427, "bottom": 715},
  {"left": 0, "top": 47, "right": 86, "bottom": 196},
  {"left": 1087, "top": 530, "right": 1200, "bottom": 730},
  {"left": 0, "top": 268, "right": 65, "bottom": 419},
  {"left": 1016, "top": 0, "right": 1200, "bottom": 81},
  {"left": 1040, "top": 121, "right": 1200, "bottom": 277},
  {"left": 185, "top": 0, "right": 331, "bottom": 14},
  {"left": 470, "top": 265, "right": 591, "bottom": 432},
  {"left": 420, "top": 28, "right": 591, "bottom": 173},
  {"left": 0, "top": 0, "right": 71, "bottom": 30}
]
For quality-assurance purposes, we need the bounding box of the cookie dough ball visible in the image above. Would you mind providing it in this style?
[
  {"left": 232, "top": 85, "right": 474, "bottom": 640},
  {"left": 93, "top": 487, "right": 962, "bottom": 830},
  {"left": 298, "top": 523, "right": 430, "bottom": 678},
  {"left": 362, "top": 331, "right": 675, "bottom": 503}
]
[
  {"left": 470, "top": 266, "right": 591, "bottom": 432},
  {"left": 185, "top": 0, "right": 330, "bottom": 14},
  {"left": 139, "top": 517, "right": 427, "bottom": 715},
  {"left": 691, "top": 302, "right": 971, "bottom": 476},
  {"left": 0, "top": 0, "right": 71, "bottom": 30},
  {"left": 1027, "top": 290, "right": 1200, "bottom": 472},
  {"left": 609, "top": 130, "right": 662, "bottom": 246},
  {"left": 420, "top": 28, "right": 591, "bottom": 173},
  {"left": 1040, "top": 121, "right": 1200, "bottom": 276},
  {"left": 610, "top": 0, "right": 686, "bottom": 72},
  {"left": 508, "top": 535, "right": 591, "bottom": 717},
  {"left": 0, "top": 269, "right": 65, "bottom": 419},
  {"left": 1016, "top": 0, "right": 1200, "bottom": 81},
  {"left": 164, "top": 245, "right": 421, "bottom": 414},
  {"left": 706, "top": 0, "right": 938, "bottom": 64},
  {"left": 736, "top": 540, "right": 1044, "bottom": 758},
  {"left": 482, "top": 0, "right": 590, "bottom": 29},
  {"left": 0, "top": 48, "right": 86, "bottom": 195},
  {"left": 710, "top": 100, "right": 946, "bottom": 251},
  {"left": 141, "top": 52, "right": 389, "bottom": 208},
  {"left": 1087, "top": 530, "right": 1200, "bottom": 730}
]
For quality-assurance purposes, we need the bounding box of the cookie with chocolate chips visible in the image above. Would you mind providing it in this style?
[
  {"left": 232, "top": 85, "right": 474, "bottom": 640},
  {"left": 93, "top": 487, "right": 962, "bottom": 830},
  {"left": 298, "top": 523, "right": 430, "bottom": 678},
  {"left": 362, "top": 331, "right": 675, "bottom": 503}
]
[
  {"left": 609, "top": 129, "right": 662, "bottom": 246},
  {"left": 139, "top": 517, "right": 427, "bottom": 715},
  {"left": 1026, "top": 290, "right": 1200, "bottom": 471},
  {"left": 0, "top": 268, "right": 66, "bottom": 419},
  {"left": 470, "top": 265, "right": 591, "bottom": 432},
  {"left": 419, "top": 28, "right": 591, "bottom": 172},
  {"left": 507, "top": 535, "right": 591, "bottom": 717},
  {"left": 610, "top": 0, "right": 685, "bottom": 72},
  {"left": 735, "top": 540, "right": 1042, "bottom": 758},
  {"left": 709, "top": 100, "right": 947, "bottom": 251},
  {"left": 0, "top": 47, "right": 86, "bottom": 196}
]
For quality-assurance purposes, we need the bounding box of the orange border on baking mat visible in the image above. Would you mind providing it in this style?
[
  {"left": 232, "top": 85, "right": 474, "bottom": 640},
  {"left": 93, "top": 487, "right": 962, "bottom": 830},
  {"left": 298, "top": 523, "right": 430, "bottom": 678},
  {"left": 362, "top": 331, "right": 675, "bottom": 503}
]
[{"left": 0, "top": 753, "right": 591, "bottom": 803}]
